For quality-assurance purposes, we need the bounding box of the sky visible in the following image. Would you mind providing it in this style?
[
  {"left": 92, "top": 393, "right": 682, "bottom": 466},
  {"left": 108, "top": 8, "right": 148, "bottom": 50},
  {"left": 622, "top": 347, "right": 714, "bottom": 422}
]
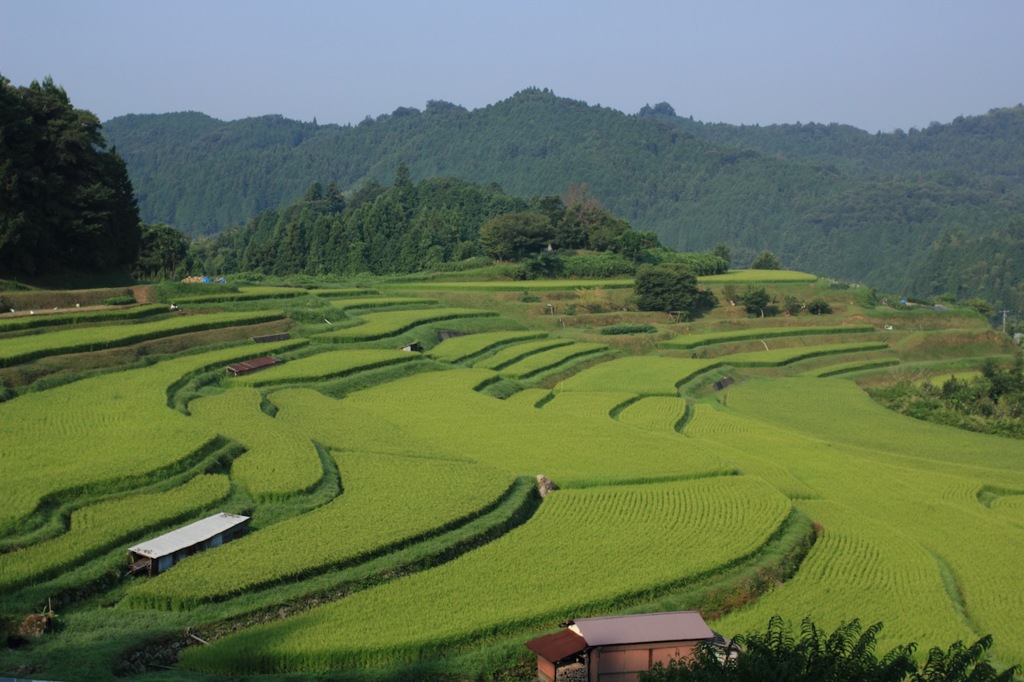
[{"left": 2, "top": 0, "right": 1023, "bottom": 134}]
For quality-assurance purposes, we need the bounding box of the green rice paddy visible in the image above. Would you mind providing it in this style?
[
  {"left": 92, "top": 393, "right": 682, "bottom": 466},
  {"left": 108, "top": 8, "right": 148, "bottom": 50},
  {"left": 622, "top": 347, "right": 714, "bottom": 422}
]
[{"left": 1, "top": 276, "right": 1021, "bottom": 679}]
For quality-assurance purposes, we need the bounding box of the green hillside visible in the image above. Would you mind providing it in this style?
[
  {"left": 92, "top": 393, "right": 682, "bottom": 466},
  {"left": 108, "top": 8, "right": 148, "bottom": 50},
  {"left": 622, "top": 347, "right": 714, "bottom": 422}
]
[
  {"left": 103, "top": 89, "right": 1024, "bottom": 308},
  {"left": 1, "top": 273, "right": 1021, "bottom": 680}
]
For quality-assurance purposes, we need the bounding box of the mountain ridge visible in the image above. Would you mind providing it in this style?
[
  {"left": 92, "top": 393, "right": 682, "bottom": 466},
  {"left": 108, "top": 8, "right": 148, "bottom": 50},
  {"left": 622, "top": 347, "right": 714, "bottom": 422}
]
[{"left": 103, "top": 89, "right": 1024, "bottom": 308}]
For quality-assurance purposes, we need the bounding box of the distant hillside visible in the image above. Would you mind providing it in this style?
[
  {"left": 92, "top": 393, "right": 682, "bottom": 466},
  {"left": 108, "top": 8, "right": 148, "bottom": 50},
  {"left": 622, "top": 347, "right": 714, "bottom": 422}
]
[
  {"left": 104, "top": 89, "right": 1024, "bottom": 308},
  {"left": 643, "top": 102, "right": 1024, "bottom": 189}
]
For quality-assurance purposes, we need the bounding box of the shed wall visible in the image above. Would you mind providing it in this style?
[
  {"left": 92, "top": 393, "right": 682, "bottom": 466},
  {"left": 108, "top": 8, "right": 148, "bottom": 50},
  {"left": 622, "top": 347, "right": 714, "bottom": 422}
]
[{"left": 589, "top": 640, "right": 700, "bottom": 682}]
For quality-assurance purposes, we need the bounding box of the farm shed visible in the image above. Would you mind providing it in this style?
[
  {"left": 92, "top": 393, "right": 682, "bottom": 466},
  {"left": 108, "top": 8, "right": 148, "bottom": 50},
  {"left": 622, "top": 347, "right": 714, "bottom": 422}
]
[
  {"left": 525, "top": 611, "right": 717, "bottom": 682},
  {"left": 224, "top": 355, "right": 282, "bottom": 376},
  {"left": 127, "top": 512, "right": 250, "bottom": 576}
]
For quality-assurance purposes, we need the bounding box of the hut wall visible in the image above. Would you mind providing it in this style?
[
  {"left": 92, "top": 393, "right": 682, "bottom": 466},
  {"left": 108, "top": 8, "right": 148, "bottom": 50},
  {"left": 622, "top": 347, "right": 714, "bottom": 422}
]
[
  {"left": 588, "top": 641, "right": 699, "bottom": 682},
  {"left": 537, "top": 657, "right": 556, "bottom": 682}
]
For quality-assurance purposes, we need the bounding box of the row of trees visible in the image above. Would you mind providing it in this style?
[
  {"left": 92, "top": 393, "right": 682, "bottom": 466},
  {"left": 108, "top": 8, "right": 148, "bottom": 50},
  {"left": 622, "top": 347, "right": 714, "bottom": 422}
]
[
  {"left": 0, "top": 75, "right": 141, "bottom": 277},
  {"left": 180, "top": 170, "right": 667, "bottom": 278},
  {"left": 478, "top": 184, "right": 661, "bottom": 261}
]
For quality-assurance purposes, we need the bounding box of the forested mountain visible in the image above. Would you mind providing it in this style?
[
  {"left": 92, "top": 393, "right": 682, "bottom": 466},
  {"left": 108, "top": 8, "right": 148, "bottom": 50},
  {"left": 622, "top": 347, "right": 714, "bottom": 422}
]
[
  {"left": 641, "top": 101, "right": 1024, "bottom": 189},
  {"left": 103, "top": 89, "right": 1024, "bottom": 309}
]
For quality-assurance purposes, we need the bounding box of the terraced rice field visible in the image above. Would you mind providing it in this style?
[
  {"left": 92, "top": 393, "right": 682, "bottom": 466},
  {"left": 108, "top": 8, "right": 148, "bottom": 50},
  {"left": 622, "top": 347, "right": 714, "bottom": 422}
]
[
  {"left": 617, "top": 396, "right": 690, "bottom": 433},
  {"left": 659, "top": 324, "right": 875, "bottom": 350},
  {"left": 557, "top": 356, "right": 716, "bottom": 394},
  {"left": 229, "top": 349, "right": 419, "bottom": 387},
  {"left": 190, "top": 388, "right": 323, "bottom": 501},
  {"left": 0, "top": 474, "right": 229, "bottom": 592},
  {"left": 719, "top": 341, "right": 889, "bottom": 366},
  {"left": 125, "top": 453, "right": 513, "bottom": 610},
  {"left": 175, "top": 286, "right": 308, "bottom": 303},
  {"left": 540, "top": 391, "right": 638, "bottom": 419},
  {"left": 0, "top": 339, "right": 302, "bottom": 532},
  {"left": 712, "top": 499, "right": 978, "bottom": 654},
  {"left": 686, "top": 378, "right": 1024, "bottom": 665},
  {"left": 3, "top": 281, "right": 1023, "bottom": 679},
  {"left": 338, "top": 368, "right": 731, "bottom": 486},
  {"left": 472, "top": 338, "right": 574, "bottom": 370},
  {"left": 327, "top": 296, "right": 436, "bottom": 311},
  {"left": 802, "top": 358, "right": 900, "bottom": 377},
  {"left": 0, "top": 303, "right": 166, "bottom": 333},
  {"left": 382, "top": 279, "right": 634, "bottom": 291},
  {"left": 181, "top": 476, "right": 792, "bottom": 673},
  {"left": 500, "top": 387, "right": 553, "bottom": 408},
  {"left": 309, "top": 288, "right": 380, "bottom": 298},
  {"left": 0, "top": 309, "right": 284, "bottom": 366},
  {"left": 495, "top": 341, "right": 608, "bottom": 378},
  {"left": 427, "top": 330, "right": 546, "bottom": 363},
  {"left": 312, "top": 307, "right": 496, "bottom": 342}
]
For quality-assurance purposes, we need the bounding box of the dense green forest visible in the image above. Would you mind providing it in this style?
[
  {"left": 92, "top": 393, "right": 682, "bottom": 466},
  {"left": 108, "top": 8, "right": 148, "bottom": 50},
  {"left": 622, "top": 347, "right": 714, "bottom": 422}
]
[
  {"left": 186, "top": 168, "right": 704, "bottom": 279},
  {"left": 642, "top": 101, "right": 1024, "bottom": 190},
  {"left": 103, "top": 89, "right": 1024, "bottom": 310},
  {"left": 0, "top": 75, "right": 140, "bottom": 277}
]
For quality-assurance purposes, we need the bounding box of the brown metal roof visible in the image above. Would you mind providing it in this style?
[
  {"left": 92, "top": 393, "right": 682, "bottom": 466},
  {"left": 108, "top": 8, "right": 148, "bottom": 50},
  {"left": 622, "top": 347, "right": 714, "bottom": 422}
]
[
  {"left": 524, "top": 629, "right": 588, "bottom": 663},
  {"left": 569, "top": 611, "right": 714, "bottom": 647}
]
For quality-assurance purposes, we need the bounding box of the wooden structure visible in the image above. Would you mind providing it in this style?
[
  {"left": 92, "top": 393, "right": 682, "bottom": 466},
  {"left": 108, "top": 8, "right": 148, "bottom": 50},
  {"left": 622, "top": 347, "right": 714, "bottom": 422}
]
[
  {"left": 525, "top": 611, "right": 718, "bottom": 682},
  {"left": 127, "top": 512, "right": 250, "bottom": 576},
  {"left": 224, "top": 355, "right": 282, "bottom": 376}
]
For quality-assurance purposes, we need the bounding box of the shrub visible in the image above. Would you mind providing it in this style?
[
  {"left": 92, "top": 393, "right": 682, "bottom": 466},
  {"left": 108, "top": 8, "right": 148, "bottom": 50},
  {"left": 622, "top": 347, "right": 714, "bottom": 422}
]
[
  {"left": 739, "top": 285, "right": 776, "bottom": 316},
  {"left": 599, "top": 324, "right": 657, "bottom": 335},
  {"left": 652, "top": 250, "right": 730, "bottom": 276},
  {"left": 783, "top": 295, "right": 804, "bottom": 315},
  {"left": 807, "top": 298, "right": 833, "bottom": 315},
  {"left": 635, "top": 263, "right": 716, "bottom": 317},
  {"left": 965, "top": 297, "right": 994, "bottom": 317},
  {"left": 512, "top": 252, "right": 564, "bottom": 280},
  {"left": 561, "top": 252, "right": 637, "bottom": 278},
  {"left": 750, "top": 250, "right": 781, "bottom": 270}
]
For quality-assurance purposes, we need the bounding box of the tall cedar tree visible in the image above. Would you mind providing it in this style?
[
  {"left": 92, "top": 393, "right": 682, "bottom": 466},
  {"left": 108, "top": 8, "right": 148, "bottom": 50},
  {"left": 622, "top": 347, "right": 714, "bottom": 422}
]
[{"left": 0, "top": 75, "right": 141, "bottom": 276}]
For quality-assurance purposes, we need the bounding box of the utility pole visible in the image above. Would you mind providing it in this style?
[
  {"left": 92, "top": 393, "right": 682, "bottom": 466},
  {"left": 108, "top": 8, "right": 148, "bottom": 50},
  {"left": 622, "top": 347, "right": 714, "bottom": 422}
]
[{"left": 999, "top": 309, "right": 1009, "bottom": 334}]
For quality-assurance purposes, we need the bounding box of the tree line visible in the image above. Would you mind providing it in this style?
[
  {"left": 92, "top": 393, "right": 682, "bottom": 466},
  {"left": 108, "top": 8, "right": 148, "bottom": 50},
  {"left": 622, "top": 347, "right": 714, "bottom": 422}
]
[{"left": 180, "top": 169, "right": 685, "bottom": 279}]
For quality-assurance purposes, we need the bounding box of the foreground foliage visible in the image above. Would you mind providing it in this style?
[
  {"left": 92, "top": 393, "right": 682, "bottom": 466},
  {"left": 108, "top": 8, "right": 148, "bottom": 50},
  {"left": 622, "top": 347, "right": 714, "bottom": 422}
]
[{"left": 641, "top": 615, "right": 1019, "bottom": 681}]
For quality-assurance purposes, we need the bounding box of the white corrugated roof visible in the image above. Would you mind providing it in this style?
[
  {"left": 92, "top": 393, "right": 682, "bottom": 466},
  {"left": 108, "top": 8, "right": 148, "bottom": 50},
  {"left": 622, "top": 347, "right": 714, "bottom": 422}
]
[
  {"left": 128, "top": 512, "right": 249, "bottom": 559},
  {"left": 569, "top": 611, "right": 713, "bottom": 646}
]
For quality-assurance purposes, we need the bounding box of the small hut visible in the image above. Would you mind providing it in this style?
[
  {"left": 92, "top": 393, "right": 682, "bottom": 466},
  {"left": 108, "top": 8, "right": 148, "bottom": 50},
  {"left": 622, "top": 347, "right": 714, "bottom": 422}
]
[
  {"left": 224, "top": 356, "right": 282, "bottom": 376},
  {"left": 525, "top": 611, "right": 719, "bottom": 682},
  {"left": 127, "top": 512, "right": 250, "bottom": 576}
]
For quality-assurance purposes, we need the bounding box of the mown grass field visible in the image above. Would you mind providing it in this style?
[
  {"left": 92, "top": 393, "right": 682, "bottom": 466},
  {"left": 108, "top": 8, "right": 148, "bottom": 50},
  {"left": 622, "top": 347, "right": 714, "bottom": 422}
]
[{"left": 1, "top": 273, "right": 1021, "bottom": 680}]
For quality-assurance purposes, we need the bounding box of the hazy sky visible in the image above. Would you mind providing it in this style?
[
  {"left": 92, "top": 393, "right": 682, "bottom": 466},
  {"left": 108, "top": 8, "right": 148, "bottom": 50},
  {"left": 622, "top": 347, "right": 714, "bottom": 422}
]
[{"left": 3, "top": 0, "right": 1022, "bottom": 133}]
